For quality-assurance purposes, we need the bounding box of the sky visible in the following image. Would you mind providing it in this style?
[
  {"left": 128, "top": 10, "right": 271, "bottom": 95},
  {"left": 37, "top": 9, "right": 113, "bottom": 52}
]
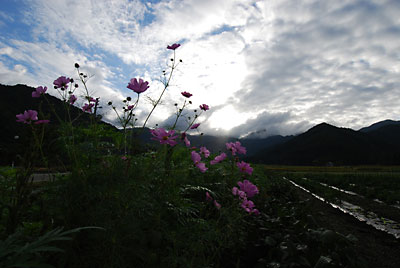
[{"left": 1, "top": 0, "right": 399, "bottom": 138}]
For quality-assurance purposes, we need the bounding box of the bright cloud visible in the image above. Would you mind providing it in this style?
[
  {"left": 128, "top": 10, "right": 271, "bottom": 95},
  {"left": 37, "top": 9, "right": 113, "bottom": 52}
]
[{"left": 1, "top": 0, "right": 400, "bottom": 137}]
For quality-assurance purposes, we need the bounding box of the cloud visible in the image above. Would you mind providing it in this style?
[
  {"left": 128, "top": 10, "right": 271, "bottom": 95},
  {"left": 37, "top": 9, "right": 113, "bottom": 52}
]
[
  {"left": 228, "top": 111, "right": 311, "bottom": 138},
  {"left": 1, "top": 0, "right": 400, "bottom": 138},
  {"left": 235, "top": 0, "right": 400, "bottom": 133}
]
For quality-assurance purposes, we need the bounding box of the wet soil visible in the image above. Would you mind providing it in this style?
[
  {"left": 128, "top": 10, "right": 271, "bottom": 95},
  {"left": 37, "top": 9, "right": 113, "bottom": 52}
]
[{"left": 294, "top": 186, "right": 400, "bottom": 268}]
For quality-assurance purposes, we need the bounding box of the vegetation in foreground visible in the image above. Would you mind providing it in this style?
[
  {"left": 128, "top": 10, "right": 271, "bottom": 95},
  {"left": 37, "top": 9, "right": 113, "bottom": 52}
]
[{"left": 0, "top": 44, "right": 368, "bottom": 267}]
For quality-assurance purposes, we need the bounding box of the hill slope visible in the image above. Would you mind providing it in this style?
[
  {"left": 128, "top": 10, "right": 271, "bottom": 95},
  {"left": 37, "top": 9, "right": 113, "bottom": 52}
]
[{"left": 249, "top": 122, "right": 400, "bottom": 165}]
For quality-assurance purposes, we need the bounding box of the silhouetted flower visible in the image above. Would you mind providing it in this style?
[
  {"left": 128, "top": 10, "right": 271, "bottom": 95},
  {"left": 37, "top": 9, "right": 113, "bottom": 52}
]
[
  {"left": 127, "top": 78, "right": 149, "bottom": 94},
  {"left": 190, "top": 123, "right": 200, "bottom": 129},
  {"left": 199, "top": 104, "right": 209, "bottom": 111},
  {"left": 53, "top": 76, "right": 71, "bottom": 89},
  {"left": 181, "top": 91, "right": 192, "bottom": 98},
  {"left": 167, "top": 43, "right": 181, "bottom": 50},
  {"left": 69, "top": 95, "right": 77, "bottom": 105},
  {"left": 82, "top": 103, "right": 94, "bottom": 113}
]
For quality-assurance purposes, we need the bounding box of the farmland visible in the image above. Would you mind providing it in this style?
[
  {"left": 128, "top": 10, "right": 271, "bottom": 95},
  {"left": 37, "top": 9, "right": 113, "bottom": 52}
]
[{"left": 259, "top": 165, "right": 400, "bottom": 266}]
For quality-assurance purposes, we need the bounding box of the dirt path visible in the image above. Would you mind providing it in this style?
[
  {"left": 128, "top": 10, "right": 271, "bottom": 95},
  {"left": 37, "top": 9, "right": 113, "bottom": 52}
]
[{"left": 294, "top": 185, "right": 400, "bottom": 268}]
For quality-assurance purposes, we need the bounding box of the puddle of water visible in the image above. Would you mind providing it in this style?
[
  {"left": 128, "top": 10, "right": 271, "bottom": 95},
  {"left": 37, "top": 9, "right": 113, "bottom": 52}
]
[
  {"left": 302, "top": 177, "right": 359, "bottom": 196},
  {"left": 302, "top": 178, "right": 400, "bottom": 209},
  {"left": 284, "top": 177, "right": 400, "bottom": 239}
]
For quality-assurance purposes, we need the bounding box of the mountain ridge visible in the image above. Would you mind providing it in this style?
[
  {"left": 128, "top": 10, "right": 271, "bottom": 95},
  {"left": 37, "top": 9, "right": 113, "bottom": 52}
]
[{"left": 1, "top": 83, "right": 399, "bottom": 166}]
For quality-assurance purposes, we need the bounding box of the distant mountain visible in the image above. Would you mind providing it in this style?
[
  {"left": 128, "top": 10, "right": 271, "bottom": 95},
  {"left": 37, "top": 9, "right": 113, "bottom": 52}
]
[
  {"left": 359, "top": 119, "right": 400, "bottom": 133},
  {"left": 2, "top": 83, "right": 399, "bottom": 166},
  {"left": 182, "top": 134, "right": 293, "bottom": 157},
  {"left": 249, "top": 122, "right": 400, "bottom": 165}
]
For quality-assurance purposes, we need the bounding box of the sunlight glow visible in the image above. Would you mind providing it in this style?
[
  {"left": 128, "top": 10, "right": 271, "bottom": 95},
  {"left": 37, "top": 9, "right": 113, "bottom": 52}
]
[{"left": 208, "top": 105, "right": 252, "bottom": 131}]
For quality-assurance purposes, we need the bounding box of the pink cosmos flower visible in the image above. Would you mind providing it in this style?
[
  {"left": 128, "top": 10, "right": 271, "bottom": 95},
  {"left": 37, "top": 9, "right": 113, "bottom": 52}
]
[
  {"left": 237, "top": 161, "right": 253, "bottom": 175},
  {"left": 199, "top": 104, "right": 209, "bottom": 111},
  {"left": 181, "top": 132, "right": 190, "bottom": 147},
  {"left": 226, "top": 142, "right": 237, "bottom": 155},
  {"left": 195, "top": 162, "right": 208, "bottom": 173},
  {"left": 69, "top": 95, "right": 77, "bottom": 105},
  {"left": 184, "top": 136, "right": 191, "bottom": 147},
  {"left": 191, "top": 151, "right": 201, "bottom": 164},
  {"left": 190, "top": 123, "right": 200, "bottom": 129},
  {"left": 53, "top": 76, "right": 70, "bottom": 89},
  {"left": 150, "top": 128, "right": 178, "bottom": 146},
  {"left": 127, "top": 105, "right": 134, "bottom": 110},
  {"left": 210, "top": 152, "right": 227, "bottom": 165},
  {"left": 121, "top": 156, "right": 128, "bottom": 161},
  {"left": 206, "top": 192, "right": 213, "bottom": 201},
  {"left": 34, "top": 119, "right": 50, "bottom": 125},
  {"left": 232, "top": 187, "right": 247, "bottom": 199},
  {"left": 191, "top": 151, "right": 208, "bottom": 173},
  {"left": 214, "top": 200, "right": 221, "bottom": 210},
  {"left": 16, "top": 110, "right": 38, "bottom": 124},
  {"left": 252, "top": 209, "right": 260, "bottom": 215},
  {"left": 181, "top": 91, "right": 192, "bottom": 98},
  {"left": 226, "top": 141, "right": 247, "bottom": 156},
  {"left": 200, "top": 147, "right": 210, "bottom": 158},
  {"left": 127, "top": 78, "right": 149, "bottom": 94},
  {"left": 234, "top": 141, "right": 246, "bottom": 155},
  {"left": 237, "top": 180, "right": 259, "bottom": 198},
  {"left": 241, "top": 199, "right": 256, "bottom": 213},
  {"left": 32, "top": 86, "right": 47, "bottom": 98},
  {"left": 82, "top": 103, "right": 94, "bottom": 113},
  {"left": 167, "top": 43, "right": 181, "bottom": 50}
]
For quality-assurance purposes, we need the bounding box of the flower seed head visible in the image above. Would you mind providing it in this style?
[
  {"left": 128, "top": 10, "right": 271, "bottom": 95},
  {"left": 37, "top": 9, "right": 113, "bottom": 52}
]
[
  {"left": 75, "top": 63, "right": 80, "bottom": 68},
  {"left": 127, "top": 97, "right": 132, "bottom": 101},
  {"left": 108, "top": 101, "right": 112, "bottom": 105}
]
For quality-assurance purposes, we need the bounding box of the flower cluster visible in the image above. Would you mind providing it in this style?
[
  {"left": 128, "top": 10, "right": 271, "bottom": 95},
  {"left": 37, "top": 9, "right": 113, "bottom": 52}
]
[{"left": 232, "top": 180, "right": 259, "bottom": 215}]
